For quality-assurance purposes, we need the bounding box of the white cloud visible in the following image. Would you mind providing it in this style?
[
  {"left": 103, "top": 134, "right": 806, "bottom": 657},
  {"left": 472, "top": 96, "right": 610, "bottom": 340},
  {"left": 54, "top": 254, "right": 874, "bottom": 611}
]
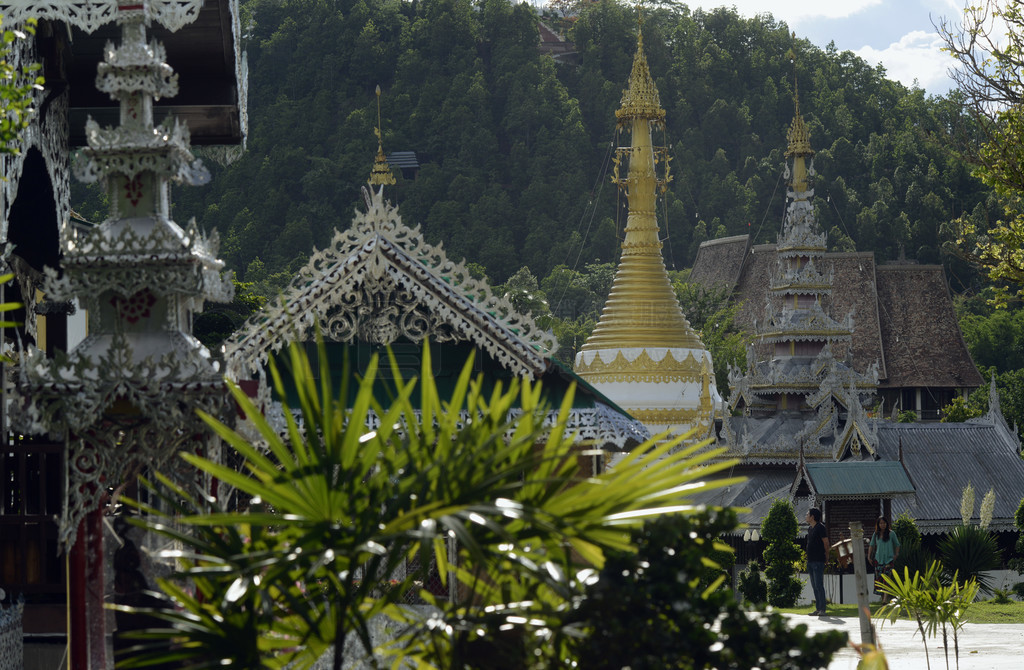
[
  {"left": 687, "top": 1, "right": 883, "bottom": 22},
  {"left": 855, "top": 30, "right": 953, "bottom": 92}
]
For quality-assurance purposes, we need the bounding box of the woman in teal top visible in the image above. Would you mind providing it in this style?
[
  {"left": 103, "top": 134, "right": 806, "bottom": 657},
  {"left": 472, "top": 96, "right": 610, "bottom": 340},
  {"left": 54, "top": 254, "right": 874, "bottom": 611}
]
[{"left": 868, "top": 516, "right": 900, "bottom": 602}]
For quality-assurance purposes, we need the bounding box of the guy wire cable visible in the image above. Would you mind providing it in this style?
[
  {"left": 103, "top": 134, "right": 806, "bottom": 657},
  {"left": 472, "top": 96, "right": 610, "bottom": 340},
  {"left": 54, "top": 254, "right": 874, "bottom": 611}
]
[{"left": 552, "top": 127, "right": 618, "bottom": 318}]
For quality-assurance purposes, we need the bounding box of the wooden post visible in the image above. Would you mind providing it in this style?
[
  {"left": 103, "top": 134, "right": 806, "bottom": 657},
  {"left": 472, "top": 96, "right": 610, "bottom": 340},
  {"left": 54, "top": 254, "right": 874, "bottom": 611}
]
[
  {"left": 849, "top": 521, "right": 874, "bottom": 648},
  {"left": 69, "top": 508, "right": 107, "bottom": 669}
]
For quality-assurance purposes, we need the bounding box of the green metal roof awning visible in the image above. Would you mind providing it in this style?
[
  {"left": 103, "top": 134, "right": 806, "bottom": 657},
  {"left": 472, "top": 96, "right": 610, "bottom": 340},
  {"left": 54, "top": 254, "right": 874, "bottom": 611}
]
[{"left": 803, "top": 461, "right": 915, "bottom": 497}]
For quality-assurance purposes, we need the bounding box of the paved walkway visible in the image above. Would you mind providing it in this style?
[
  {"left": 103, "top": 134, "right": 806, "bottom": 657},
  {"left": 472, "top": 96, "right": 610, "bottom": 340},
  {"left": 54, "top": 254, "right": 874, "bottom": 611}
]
[{"left": 790, "top": 614, "right": 1024, "bottom": 670}]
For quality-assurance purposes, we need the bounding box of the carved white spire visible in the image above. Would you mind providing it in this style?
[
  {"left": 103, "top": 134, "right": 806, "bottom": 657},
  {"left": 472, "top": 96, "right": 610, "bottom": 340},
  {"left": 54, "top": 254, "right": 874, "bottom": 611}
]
[{"left": 16, "top": 3, "right": 233, "bottom": 547}]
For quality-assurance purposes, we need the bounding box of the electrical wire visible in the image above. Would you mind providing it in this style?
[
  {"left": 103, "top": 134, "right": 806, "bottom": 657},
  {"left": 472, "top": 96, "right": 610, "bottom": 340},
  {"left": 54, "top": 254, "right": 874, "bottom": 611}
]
[
  {"left": 550, "top": 127, "right": 618, "bottom": 318},
  {"left": 752, "top": 169, "right": 786, "bottom": 244}
]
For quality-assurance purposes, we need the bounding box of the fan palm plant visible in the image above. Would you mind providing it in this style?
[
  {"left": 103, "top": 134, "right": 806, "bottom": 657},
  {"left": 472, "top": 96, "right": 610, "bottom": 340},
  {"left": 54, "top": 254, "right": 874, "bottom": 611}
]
[
  {"left": 877, "top": 561, "right": 978, "bottom": 670},
  {"left": 938, "top": 524, "right": 1002, "bottom": 595},
  {"left": 115, "top": 338, "right": 742, "bottom": 668}
]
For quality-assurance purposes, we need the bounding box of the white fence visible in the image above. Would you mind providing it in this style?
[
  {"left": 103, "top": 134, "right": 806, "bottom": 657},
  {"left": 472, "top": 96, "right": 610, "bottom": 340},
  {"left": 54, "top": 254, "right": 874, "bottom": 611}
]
[{"left": 734, "top": 565, "right": 1022, "bottom": 606}]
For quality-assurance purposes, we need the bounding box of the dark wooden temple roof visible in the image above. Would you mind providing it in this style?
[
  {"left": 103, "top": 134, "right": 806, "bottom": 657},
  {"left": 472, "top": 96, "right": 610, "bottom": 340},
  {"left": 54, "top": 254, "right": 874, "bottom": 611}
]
[
  {"left": 689, "top": 236, "right": 982, "bottom": 391},
  {"left": 687, "top": 234, "right": 749, "bottom": 289},
  {"left": 65, "top": 0, "right": 245, "bottom": 146},
  {"left": 875, "top": 264, "right": 982, "bottom": 389}
]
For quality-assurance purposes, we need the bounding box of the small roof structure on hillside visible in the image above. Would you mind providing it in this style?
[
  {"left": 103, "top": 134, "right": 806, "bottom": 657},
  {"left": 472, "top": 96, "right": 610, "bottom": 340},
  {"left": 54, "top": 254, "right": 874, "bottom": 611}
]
[
  {"left": 875, "top": 264, "right": 980, "bottom": 388},
  {"left": 687, "top": 234, "right": 750, "bottom": 289},
  {"left": 386, "top": 151, "right": 420, "bottom": 170},
  {"left": 689, "top": 236, "right": 982, "bottom": 391}
]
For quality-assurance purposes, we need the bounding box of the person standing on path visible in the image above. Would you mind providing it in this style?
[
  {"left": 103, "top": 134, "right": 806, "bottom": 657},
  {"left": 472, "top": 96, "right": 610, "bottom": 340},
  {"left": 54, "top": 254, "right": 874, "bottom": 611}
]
[
  {"left": 806, "top": 507, "right": 830, "bottom": 616},
  {"left": 868, "top": 515, "right": 900, "bottom": 603}
]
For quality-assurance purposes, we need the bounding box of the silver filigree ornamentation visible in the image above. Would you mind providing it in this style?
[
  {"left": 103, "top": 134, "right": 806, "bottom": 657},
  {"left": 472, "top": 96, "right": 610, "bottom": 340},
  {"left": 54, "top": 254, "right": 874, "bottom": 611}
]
[
  {"left": 15, "top": 6, "right": 234, "bottom": 548},
  {"left": 0, "top": 0, "right": 204, "bottom": 33},
  {"left": 226, "top": 186, "right": 556, "bottom": 382}
]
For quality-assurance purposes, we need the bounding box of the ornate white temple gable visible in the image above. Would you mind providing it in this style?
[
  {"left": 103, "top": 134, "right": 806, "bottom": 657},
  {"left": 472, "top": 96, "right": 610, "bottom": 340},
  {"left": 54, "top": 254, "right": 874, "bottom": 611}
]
[{"left": 225, "top": 186, "right": 557, "bottom": 381}]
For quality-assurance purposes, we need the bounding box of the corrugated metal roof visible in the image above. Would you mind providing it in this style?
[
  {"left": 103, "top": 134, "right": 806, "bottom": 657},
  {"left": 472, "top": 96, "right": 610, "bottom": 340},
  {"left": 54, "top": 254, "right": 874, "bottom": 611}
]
[
  {"left": 386, "top": 151, "right": 420, "bottom": 169},
  {"left": 804, "top": 461, "right": 914, "bottom": 496},
  {"left": 876, "top": 421, "right": 1024, "bottom": 532}
]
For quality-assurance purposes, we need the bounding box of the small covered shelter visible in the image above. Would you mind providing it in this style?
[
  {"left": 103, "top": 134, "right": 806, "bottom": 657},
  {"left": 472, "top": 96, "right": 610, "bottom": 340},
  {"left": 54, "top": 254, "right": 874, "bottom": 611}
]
[{"left": 793, "top": 460, "right": 916, "bottom": 549}]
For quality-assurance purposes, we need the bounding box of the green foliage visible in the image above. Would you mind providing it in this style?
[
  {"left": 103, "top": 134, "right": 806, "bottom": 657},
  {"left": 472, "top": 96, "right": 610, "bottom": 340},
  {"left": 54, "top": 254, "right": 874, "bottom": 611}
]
[
  {"left": 893, "top": 511, "right": 936, "bottom": 578},
  {"left": 941, "top": 396, "right": 983, "bottom": 423},
  {"left": 941, "top": 2, "right": 1024, "bottom": 303},
  {"left": 760, "top": 499, "right": 803, "bottom": 608},
  {"left": 898, "top": 543, "right": 938, "bottom": 581},
  {"left": 897, "top": 409, "right": 918, "bottom": 423},
  {"left": 738, "top": 559, "right": 768, "bottom": 605},
  {"left": 956, "top": 300, "right": 1024, "bottom": 373},
  {"left": 938, "top": 524, "right": 1003, "bottom": 595},
  {"left": 990, "top": 588, "right": 1013, "bottom": 604},
  {"left": 964, "top": 366, "right": 1024, "bottom": 440},
  {"left": 674, "top": 280, "right": 748, "bottom": 397},
  {"left": 116, "top": 337, "right": 743, "bottom": 668},
  {"left": 163, "top": 0, "right": 990, "bottom": 296},
  {"left": 193, "top": 280, "right": 267, "bottom": 347},
  {"left": 1012, "top": 497, "right": 1024, "bottom": 575},
  {"left": 893, "top": 512, "right": 922, "bottom": 549},
  {"left": 570, "top": 510, "right": 847, "bottom": 670},
  {"left": 1, "top": 17, "right": 43, "bottom": 158},
  {"left": 499, "top": 265, "right": 548, "bottom": 316},
  {"left": 877, "top": 561, "right": 979, "bottom": 670}
]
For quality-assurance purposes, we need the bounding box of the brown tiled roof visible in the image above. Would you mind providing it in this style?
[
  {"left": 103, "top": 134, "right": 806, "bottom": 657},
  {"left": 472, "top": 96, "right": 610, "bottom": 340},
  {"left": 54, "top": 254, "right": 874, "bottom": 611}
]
[
  {"left": 829, "top": 253, "right": 885, "bottom": 380},
  {"left": 730, "top": 242, "right": 773, "bottom": 337},
  {"left": 690, "top": 236, "right": 982, "bottom": 391},
  {"left": 875, "top": 264, "right": 983, "bottom": 389},
  {"left": 688, "top": 234, "right": 749, "bottom": 290}
]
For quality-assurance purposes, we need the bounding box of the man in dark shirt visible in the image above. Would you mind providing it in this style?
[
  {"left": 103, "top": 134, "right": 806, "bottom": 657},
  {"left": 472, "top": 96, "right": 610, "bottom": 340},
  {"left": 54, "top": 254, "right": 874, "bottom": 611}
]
[{"left": 806, "top": 507, "right": 829, "bottom": 616}]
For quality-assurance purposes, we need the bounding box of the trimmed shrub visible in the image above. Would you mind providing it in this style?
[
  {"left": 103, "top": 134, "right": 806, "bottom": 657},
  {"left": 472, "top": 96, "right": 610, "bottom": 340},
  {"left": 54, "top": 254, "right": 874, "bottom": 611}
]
[
  {"left": 761, "top": 499, "right": 803, "bottom": 608},
  {"left": 738, "top": 560, "right": 768, "bottom": 605}
]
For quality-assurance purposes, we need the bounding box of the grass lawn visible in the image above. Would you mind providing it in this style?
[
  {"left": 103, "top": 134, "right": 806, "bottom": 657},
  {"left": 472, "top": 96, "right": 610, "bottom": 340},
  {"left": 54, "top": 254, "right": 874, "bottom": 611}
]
[{"left": 779, "top": 600, "right": 1024, "bottom": 624}]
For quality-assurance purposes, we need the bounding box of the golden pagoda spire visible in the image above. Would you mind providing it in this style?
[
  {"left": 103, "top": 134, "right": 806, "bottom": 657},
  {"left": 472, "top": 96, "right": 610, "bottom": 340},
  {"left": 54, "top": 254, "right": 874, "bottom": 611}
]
[
  {"left": 580, "top": 25, "right": 702, "bottom": 351},
  {"left": 785, "top": 75, "right": 814, "bottom": 194},
  {"left": 369, "top": 84, "right": 396, "bottom": 186}
]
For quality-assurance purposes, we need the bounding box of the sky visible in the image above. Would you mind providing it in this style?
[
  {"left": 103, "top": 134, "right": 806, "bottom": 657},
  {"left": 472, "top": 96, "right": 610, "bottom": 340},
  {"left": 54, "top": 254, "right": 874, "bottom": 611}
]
[
  {"left": 680, "top": 0, "right": 965, "bottom": 94},
  {"left": 539, "top": 1, "right": 973, "bottom": 95}
]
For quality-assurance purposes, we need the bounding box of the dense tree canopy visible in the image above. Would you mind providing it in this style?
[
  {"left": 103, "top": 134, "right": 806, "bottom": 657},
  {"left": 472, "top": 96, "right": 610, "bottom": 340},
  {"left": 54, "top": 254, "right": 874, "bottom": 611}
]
[
  {"left": 940, "top": 1, "right": 1024, "bottom": 304},
  {"left": 146, "top": 0, "right": 991, "bottom": 294},
  {"left": 78, "top": 0, "right": 1024, "bottom": 412}
]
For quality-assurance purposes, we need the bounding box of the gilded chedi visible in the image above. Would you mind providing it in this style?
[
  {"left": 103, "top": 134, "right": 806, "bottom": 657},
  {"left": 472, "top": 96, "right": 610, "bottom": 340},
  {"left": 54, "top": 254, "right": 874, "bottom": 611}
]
[{"left": 575, "top": 30, "right": 718, "bottom": 439}]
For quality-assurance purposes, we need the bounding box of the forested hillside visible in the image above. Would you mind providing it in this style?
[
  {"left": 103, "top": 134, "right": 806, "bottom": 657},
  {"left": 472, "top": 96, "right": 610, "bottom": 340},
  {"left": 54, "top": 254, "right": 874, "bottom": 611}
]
[
  {"left": 116, "top": 0, "right": 989, "bottom": 291},
  {"left": 70, "top": 0, "right": 1006, "bottom": 392}
]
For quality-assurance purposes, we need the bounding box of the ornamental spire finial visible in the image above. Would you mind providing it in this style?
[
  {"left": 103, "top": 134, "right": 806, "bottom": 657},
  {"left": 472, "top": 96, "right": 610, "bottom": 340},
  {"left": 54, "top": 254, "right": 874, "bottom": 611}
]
[
  {"left": 370, "top": 84, "right": 396, "bottom": 187},
  {"left": 785, "top": 49, "right": 814, "bottom": 194},
  {"left": 616, "top": 20, "right": 665, "bottom": 125}
]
